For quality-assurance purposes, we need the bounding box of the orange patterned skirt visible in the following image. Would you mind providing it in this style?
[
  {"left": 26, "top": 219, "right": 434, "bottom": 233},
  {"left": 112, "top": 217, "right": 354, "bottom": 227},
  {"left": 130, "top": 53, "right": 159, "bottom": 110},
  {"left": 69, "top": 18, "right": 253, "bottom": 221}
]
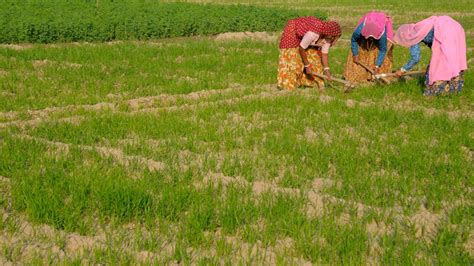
[
  {"left": 277, "top": 47, "right": 324, "bottom": 90},
  {"left": 343, "top": 39, "right": 394, "bottom": 83}
]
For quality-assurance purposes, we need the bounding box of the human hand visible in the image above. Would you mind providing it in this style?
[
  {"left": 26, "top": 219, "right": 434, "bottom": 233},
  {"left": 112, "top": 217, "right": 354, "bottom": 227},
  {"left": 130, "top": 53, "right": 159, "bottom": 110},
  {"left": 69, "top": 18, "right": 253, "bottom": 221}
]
[
  {"left": 324, "top": 69, "right": 332, "bottom": 81},
  {"left": 394, "top": 70, "right": 404, "bottom": 77},
  {"left": 352, "top": 55, "right": 359, "bottom": 64},
  {"left": 304, "top": 64, "right": 313, "bottom": 75}
]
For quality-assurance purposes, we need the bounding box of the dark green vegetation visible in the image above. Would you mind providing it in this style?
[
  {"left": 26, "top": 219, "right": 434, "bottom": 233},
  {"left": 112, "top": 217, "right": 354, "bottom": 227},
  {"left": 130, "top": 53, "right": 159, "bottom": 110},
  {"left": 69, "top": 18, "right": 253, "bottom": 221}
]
[{"left": 0, "top": 1, "right": 324, "bottom": 43}]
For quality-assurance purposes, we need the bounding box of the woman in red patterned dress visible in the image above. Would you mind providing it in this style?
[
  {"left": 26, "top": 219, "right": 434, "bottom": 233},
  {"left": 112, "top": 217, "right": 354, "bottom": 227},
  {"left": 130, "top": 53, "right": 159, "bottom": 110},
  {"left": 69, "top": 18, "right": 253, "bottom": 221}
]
[{"left": 277, "top": 17, "right": 342, "bottom": 90}]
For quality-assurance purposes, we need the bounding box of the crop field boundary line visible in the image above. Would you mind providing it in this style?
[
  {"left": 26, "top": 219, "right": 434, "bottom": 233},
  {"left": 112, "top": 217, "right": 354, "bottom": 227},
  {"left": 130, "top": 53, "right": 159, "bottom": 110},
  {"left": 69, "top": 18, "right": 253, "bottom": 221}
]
[
  {"left": 1, "top": 86, "right": 471, "bottom": 130},
  {"left": 12, "top": 134, "right": 166, "bottom": 175},
  {"left": 0, "top": 201, "right": 314, "bottom": 265},
  {"left": 0, "top": 84, "right": 272, "bottom": 122},
  {"left": 0, "top": 84, "right": 277, "bottom": 128},
  {"left": 127, "top": 89, "right": 282, "bottom": 115}
]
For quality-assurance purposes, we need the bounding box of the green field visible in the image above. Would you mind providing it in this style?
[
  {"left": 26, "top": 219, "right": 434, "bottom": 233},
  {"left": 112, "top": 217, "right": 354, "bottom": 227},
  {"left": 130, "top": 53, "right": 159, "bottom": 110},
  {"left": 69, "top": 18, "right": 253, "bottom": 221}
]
[{"left": 0, "top": 1, "right": 473, "bottom": 264}]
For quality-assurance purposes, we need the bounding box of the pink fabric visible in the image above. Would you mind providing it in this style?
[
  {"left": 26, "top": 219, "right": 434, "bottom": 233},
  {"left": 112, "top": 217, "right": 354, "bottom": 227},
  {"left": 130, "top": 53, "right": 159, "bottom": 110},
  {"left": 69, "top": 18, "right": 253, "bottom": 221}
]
[
  {"left": 393, "top": 16, "right": 436, "bottom": 47},
  {"left": 395, "top": 16, "right": 467, "bottom": 84},
  {"left": 356, "top": 11, "right": 394, "bottom": 41}
]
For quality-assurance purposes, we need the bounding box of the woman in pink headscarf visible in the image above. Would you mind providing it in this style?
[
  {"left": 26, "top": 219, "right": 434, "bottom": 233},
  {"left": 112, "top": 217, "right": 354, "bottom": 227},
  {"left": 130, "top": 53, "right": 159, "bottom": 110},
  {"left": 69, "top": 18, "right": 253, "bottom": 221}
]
[
  {"left": 394, "top": 16, "right": 467, "bottom": 96},
  {"left": 344, "top": 11, "right": 394, "bottom": 83}
]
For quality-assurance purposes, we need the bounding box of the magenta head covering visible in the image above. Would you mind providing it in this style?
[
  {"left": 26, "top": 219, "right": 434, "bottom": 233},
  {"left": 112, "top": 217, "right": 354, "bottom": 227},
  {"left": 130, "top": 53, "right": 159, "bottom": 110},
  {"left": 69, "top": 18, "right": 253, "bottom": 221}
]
[
  {"left": 356, "top": 11, "right": 394, "bottom": 41},
  {"left": 394, "top": 16, "right": 437, "bottom": 47}
]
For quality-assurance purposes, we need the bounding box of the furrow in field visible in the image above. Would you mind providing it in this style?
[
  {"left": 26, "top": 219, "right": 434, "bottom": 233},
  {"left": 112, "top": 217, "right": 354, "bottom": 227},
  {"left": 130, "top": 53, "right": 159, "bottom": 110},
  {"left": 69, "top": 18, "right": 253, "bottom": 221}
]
[
  {"left": 345, "top": 97, "right": 473, "bottom": 120},
  {"left": 128, "top": 89, "right": 283, "bottom": 115},
  {"left": 0, "top": 85, "right": 273, "bottom": 127},
  {"left": 0, "top": 203, "right": 312, "bottom": 265},
  {"left": 13, "top": 134, "right": 166, "bottom": 175},
  {"left": 295, "top": 93, "right": 472, "bottom": 120}
]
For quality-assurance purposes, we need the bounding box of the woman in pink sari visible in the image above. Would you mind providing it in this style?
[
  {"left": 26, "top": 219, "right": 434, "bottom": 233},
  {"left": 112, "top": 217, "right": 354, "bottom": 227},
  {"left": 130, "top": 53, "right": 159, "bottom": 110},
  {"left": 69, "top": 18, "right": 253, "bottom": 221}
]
[{"left": 394, "top": 16, "right": 467, "bottom": 96}]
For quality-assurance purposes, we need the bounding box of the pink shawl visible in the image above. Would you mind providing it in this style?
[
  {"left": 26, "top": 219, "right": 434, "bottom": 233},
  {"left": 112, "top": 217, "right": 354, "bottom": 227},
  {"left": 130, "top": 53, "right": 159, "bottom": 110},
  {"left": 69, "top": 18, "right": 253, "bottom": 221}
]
[
  {"left": 356, "top": 11, "right": 394, "bottom": 41},
  {"left": 394, "top": 16, "right": 467, "bottom": 84}
]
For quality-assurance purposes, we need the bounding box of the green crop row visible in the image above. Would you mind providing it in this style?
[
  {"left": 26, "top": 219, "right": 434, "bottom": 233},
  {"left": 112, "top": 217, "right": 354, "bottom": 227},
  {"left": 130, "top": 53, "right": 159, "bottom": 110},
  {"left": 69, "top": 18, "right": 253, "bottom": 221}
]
[{"left": 0, "top": 1, "right": 326, "bottom": 44}]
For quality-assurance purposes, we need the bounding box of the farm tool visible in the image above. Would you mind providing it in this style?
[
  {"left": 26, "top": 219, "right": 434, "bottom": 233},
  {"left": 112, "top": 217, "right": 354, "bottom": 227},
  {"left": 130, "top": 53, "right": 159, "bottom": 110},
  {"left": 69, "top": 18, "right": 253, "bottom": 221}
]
[
  {"left": 311, "top": 73, "right": 357, "bottom": 93},
  {"left": 356, "top": 62, "right": 391, "bottom": 84},
  {"left": 374, "top": 70, "right": 425, "bottom": 79}
]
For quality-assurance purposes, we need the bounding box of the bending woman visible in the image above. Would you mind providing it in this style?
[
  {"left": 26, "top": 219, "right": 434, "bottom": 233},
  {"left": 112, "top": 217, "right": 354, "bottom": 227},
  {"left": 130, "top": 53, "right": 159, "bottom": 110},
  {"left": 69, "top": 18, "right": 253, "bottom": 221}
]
[
  {"left": 394, "top": 16, "right": 467, "bottom": 96},
  {"left": 278, "top": 16, "right": 341, "bottom": 90},
  {"left": 344, "top": 11, "right": 394, "bottom": 82}
]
